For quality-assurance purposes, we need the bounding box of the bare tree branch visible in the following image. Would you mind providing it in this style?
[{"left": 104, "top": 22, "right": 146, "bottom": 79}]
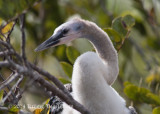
[
  {"left": 0, "top": 50, "right": 15, "bottom": 56},
  {"left": 0, "top": 1, "right": 91, "bottom": 113},
  {"left": 0, "top": 106, "right": 8, "bottom": 111},
  {"left": 0, "top": 40, "right": 23, "bottom": 63},
  {"left": 1, "top": 75, "right": 23, "bottom": 104},
  {"left": 0, "top": 73, "right": 19, "bottom": 91},
  {"left": 20, "top": 14, "right": 27, "bottom": 64},
  {"left": 0, "top": 36, "right": 91, "bottom": 114},
  {"left": 0, "top": 73, "right": 16, "bottom": 102},
  {"left": 0, "top": 61, "right": 10, "bottom": 67},
  {"left": 0, "top": 106, "right": 32, "bottom": 114},
  {"left": 29, "top": 63, "right": 72, "bottom": 98}
]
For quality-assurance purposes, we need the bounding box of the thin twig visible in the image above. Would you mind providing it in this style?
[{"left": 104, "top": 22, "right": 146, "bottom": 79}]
[
  {"left": 0, "top": 106, "right": 31, "bottom": 114},
  {"left": 0, "top": 74, "right": 12, "bottom": 102},
  {"left": 0, "top": 31, "right": 7, "bottom": 40},
  {"left": 20, "top": 14, "right": 27, "bottom": 64},
  {"left": 0, "top": 57, "right": 91, "bottom": 113},
  {"left": 0, "top": 50, "right": 15, "bottom": 56},
  {"left": 0, "top": 11, "right": 91, "bottom": 113},
  {"left": 13, "top": 75, "right": 24, "bottom": 104},
  {"left": 0, "top": 106, "right": 8, "bottom": 111},
  {"left": 0, "top": 73, "right": 19, "bottom": 91},
  {"left": 117, "top": 31, "right": 131, "bottom": 52},
  {"left": 6, "top": 20, "right": 17, "bottom": 43},
  {"left": 1, "top": 56, "right": 90, "bottom": 114},
  {"left": 31, "top": 72, "right": 90, "bottom": 114},
  {"left": 0, "top": 40, "right": 23, "bottom": 63},
  {"left": 0, "top": 73, "right": 15, "bottom": 101},
  {"left": 29, "top": 63, "right": 72, "bottom": 98},
  {"left": 1, "top": 75, "right": 23, "bottom": 104},
  {"left": 16, "top": 76, "right": 37, "bottom": 102}
]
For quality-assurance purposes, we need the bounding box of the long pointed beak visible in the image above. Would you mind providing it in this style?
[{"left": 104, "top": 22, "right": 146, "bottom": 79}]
[{"left": 35, "top": 33, "right": 62, "bottom": 52}]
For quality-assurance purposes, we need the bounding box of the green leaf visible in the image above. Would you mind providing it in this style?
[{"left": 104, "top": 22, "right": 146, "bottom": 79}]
[
  {"left": 0, "top": 0, "right": 37, "bottom": 20},
  {"left": 153, "top": 107, "right": 160, "bottom": 114},
  {"left": 124, "top": 82, "right": 150, "bottom": 102},
  {"left": 0, "top": 90, "right": 3, "bottom": 102},
  {"left": 59, "top": 78, "right": 71, "bottom": 84},
  {"left": 45, "top": 99, "right": 50, "bottom": 104},
  {"left": 112, "top": 17, "right": 128, "bottom": 37},
  {"left": 122, "top": 15, "right": 135, "bottom": 30},
  {"left": 104, "top": 28, "right": 122, "bottom": 42},
  {"left": 60, "top": 62, "right": 73, "bottom": 78},
  {"left": 0, "top": 18, "right": 3, "bottom": 25},
  {"left": 66, "top": 46, "right": 80, "bottom": 64},
  {"left": 124, "top": 84, "right": 140, "bottom": 101},
  {"left": 124, "top": 81, "right": 132, "bottom": 87},
  {"left": 111, "top": 15, "right": 135, "bottom": 37},
  {"left": 124, "top": 82, "right": 160, "bottom": 105},
  {"left": 1, "top": 22, "right": 13, "bottom": 34},
  {"left": 40, "top": 104, "right": 50, "bottom": 114},
  {"left": 9, "top": 105, "right": 19, "bottom": 113},
  {"left": 146, "top": 93, "right": 160, "bottom": 105},
  {"left": 53, "top": 45, "right": 67, "bottom": 61}
]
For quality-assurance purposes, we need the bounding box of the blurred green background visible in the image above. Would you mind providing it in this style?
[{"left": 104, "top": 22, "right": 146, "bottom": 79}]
[{"left": 0, "top": 0, "right": 160, "bottom": 114}]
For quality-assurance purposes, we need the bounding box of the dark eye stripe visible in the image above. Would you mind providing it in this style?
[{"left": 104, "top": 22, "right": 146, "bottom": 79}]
[{"left": 63, "top": 29, "right": 69, "bottom": 34}]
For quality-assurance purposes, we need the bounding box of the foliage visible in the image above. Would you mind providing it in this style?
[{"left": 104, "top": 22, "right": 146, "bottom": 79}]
[
  {"left": 104, "top": 15, "right": 135, "bottom": 50},
  {"left": 0, "top": 90, "right": 3, "bottom": 102},
  {"left": 60, "top": 62, "right": 73, "bottom": 79},
  {"left": 124, "top": 82, "right": 160, "bottom": 106},
  {"left": 152, "top": 107, "right": 160, "bottom": 114},
  {"left": 9, "top": 105, "right": 20, "bottom": 113},
  {"left": 66, "top": 46, "right": 80, "bottom": 64},
  {"left": 0, "top": 21, "right": 13, "bottom": 34},
  {"left": 0, "top": 0, "right": 38, "bottom": 20}
]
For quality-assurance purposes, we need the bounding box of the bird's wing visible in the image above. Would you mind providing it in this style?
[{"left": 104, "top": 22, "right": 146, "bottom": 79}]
[
  {"left": 49, "top": 84, "right": 72, "bottom": 114},
  {"left": 49, "top": 84, "right": 137, "bottom": 114},
  {"left": 128, "top": 106, "right": 137, "bottom": 114}
]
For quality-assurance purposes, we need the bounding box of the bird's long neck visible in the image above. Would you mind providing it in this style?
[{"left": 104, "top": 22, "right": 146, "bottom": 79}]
[{"left": 84, "top": 22, "right": 119, "bottom": 85}]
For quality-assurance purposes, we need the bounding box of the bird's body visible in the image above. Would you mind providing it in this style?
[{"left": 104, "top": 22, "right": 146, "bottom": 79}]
[
  {"left": 35, "top": 18, "right": 137, "bottom": 114},
  {"left": 62, "top": 52, "right": 129, "bottom": 114}
]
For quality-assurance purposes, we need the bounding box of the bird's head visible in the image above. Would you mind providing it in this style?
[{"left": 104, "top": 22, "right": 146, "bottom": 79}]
[{"left": 35, "top": 18, "right": 85, "bottom": 52}]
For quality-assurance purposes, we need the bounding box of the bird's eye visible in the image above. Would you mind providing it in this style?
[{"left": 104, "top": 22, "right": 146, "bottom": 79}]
[{"left": 63, "top": 29, "right": 69, "bottom": 34}]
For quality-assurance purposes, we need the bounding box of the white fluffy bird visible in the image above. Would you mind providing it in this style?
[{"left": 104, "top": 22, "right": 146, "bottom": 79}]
[{"left": 35, "top": 18, "right": 137, "bottom": 114}]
